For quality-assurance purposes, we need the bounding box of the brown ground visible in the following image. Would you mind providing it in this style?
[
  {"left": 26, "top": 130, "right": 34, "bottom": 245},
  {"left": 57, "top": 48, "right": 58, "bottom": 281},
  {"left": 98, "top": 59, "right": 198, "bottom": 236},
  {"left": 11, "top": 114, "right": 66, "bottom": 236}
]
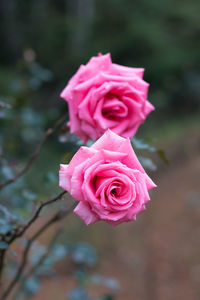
[{"left": 6, "top": 127, "right": 200, "bottom": 300}]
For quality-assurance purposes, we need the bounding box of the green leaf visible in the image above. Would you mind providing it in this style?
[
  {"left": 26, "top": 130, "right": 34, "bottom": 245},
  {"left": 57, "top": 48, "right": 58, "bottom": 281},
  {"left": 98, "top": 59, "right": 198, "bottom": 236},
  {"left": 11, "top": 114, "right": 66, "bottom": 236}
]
[
  {"left": 9, "top": 250, "right": 17, "bottom": 257},
  {"left": 0, "top": 224, "right": 15, "bottom": 235},
  {"left": 74, "top": 270, "right": 87, "bottom": 284},
  {"left": 0, "top": 205, "right": 21, "bottom": 223},
  {"left": 0, "top": 205, "right": 13, "bottom": 219},
  {"left": 1, "top": 166, "right": 14, "bottom": 179},
  {"left": 91, "top": 274, "right": 119, "bottom": 290},
  {"left": 71, "top": 242, "right": 97, "bottom": 267},
  {"left": 138, "top": 156, "right": 157, "bottom": 171},
  {"left": 0, "top": 241, "right": 9, "bottom": 249},
  {"left": 44, "top": 172, "right": 57, "bottom": 183},
  {"left": 132, "top": 137, "right": 156, "bottom": 152},
  {"left": 68, "top": 286, "right": 92, "bottom": 300},
  {"left": 157, "top": 149, "right": 169, "bottom": 164},
  {"left": 52, "top": 244, "right": 68, "bottom": 260},
  {"left": 97, "top": 296, "right": 114, "bottom": 300},
  {"left": 0, "top": 100, "right": 12, "bottom": 109},
  {"left": 22, "top": 190, "right": 37, "bottom": 201},
  {"left": 24, "top": 277, "right": 41, "bottom": 295}
]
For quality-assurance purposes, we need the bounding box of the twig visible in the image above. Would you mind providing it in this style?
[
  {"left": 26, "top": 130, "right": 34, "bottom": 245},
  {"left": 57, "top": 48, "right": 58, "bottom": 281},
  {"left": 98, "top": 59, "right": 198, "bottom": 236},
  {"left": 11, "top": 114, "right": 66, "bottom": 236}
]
[
  {"left": 0, "top": 250, "right": 6, "bottom": 284},
  {"left": 12, "top": 191, "right": 67, "bottom": 241},
  {"left": 12, "top": 228, "right": 62, "bottom": 300},
  {"left": 0, "top": 113, "right": 69, "bottom": 299},
  {"left": 0, "top": 202, "right": 76, "bottom": 300},
  {"left": 0, "top": 114, "right": 67, "bottom": 190},
  {"left": 0, "top": 191, "right": 67, "bottom": 287}
]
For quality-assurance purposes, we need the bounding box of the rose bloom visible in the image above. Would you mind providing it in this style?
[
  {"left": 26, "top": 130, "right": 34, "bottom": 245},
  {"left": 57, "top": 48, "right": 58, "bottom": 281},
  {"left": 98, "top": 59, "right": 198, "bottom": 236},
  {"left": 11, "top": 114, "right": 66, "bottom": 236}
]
[
  {"left": 61, "top": 53, "right": 154, "bottom": 143},
  {"left": 59, "top": 130, "right": 156, "bottom": 225}
]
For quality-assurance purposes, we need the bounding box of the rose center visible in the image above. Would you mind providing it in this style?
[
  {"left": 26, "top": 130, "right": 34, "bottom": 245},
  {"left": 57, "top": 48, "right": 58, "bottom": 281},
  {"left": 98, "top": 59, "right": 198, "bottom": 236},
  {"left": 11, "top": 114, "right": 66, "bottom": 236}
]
[
  {"left": 94, "top": 169, "right": 136, "bottom": 209},
  {"left": 107, "top": 180, "right": 128, "bottom": 201},
  {"left": 102, "top": 94, "right": 128, "bottom": 120},
  {"left": 111, "top": 188, "right": 117, "bottom": 196},
  {"left": 110, "top": 184, "right": 122, "bottom": 197}
]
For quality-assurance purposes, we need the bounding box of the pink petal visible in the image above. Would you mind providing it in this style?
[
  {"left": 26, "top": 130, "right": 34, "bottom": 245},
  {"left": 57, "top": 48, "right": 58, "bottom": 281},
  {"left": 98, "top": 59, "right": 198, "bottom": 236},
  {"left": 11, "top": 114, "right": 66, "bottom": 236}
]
[
  {"left": 80, "top": 120, "right": 99, "bottom": 141},
  {"left": 111, "top": 63, "right": 144, "bottom": 79},
  {"left": 118, "top": 138, "right": 145, "bottom": 173},
  {"left": 60, "top": 64, "right": 86, "bottom": 100},
  {"left": 59, "top": 164, "right": 71, "bottom": 192},
  {"left": 66, "top": 146, "right": 97, "bottom": 178},
  {"left": 74, "top": 202, "right": 99, "bottom": 225},
  {"left": 144, "top": 100, "right": 155, "bottom": 115},
  {"left": 91, "top": 129, "right": 126, "bottom": 151},
  {"left": 145, "top": 174, "right": 157, "bottom": 190}
]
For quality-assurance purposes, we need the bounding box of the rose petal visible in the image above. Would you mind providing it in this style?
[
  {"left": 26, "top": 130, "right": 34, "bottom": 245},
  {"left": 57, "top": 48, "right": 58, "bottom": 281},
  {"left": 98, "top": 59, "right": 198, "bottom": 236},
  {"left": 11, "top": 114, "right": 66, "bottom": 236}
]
[
  {"left": 59, "top": 164, "right": 71, "bottom": 191},
  {"left": 66, "top": 146, "right": 97, "bottom": 178},
  {"left": 111, "top": 63, "right": 144, "bottom": 79},
  {"left": 91, "top": 129, "right": 126, "bottom": 151},
  {"left": 74, "top": 202, "right": 99, "bottom": 225}
]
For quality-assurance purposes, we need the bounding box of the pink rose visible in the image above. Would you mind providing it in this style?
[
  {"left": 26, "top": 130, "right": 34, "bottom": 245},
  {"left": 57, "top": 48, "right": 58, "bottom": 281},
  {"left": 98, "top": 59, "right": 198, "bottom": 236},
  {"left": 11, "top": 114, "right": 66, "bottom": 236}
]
[
  {"left": 59, "top": 130, "right": 156, "bottom": 225},
  {"left": 61, "top": 53, "right": 154, "bottom": 143}
]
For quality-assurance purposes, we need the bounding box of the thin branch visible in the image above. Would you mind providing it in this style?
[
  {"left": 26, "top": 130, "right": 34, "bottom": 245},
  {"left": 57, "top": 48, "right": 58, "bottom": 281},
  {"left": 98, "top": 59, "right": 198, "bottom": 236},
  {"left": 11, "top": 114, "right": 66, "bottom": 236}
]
[
  {"left": 0, "top": 114, "right": 67, "bottom": 190},
  {"left": 13, "top": 191, "right": 67, "bottom": 241},
  {"left": 0, "top": 202, "right": 76, "bottom": 300},
  {"left": 12, "top": 228, "right": 62, "bottom": 300},
  {"left": 24, "top": 229, "right": 61, "bottom": 278},
  {"left": 0, "top": 191, "right": 67, "bottom": 286},
  {"left": 0, "top": 250, "right": 6, "bottom": 284}
]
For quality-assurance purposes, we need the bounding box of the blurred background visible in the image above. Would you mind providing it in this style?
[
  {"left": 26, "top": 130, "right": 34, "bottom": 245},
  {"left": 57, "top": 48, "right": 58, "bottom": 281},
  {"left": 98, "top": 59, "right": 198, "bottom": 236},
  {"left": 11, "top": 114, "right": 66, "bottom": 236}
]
[{"left": 0, "top": 0, "right": 200, "bottom": 299}]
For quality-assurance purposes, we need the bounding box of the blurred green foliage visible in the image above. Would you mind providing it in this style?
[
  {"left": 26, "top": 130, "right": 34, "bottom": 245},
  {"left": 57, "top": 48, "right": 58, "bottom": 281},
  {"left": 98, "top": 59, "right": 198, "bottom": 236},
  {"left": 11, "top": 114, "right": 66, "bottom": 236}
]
[
  {"left": 0, "top": 0, "right": 199, "bottom": 267},
  {"left": 0, "top": 1, "right": 199, "bottom": 298},
  {"left": 0, "top": 0, "right": 200, "bottom": 118},
  {"left": 0, "top": 0, "right": 199, "bottom": 184}
]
